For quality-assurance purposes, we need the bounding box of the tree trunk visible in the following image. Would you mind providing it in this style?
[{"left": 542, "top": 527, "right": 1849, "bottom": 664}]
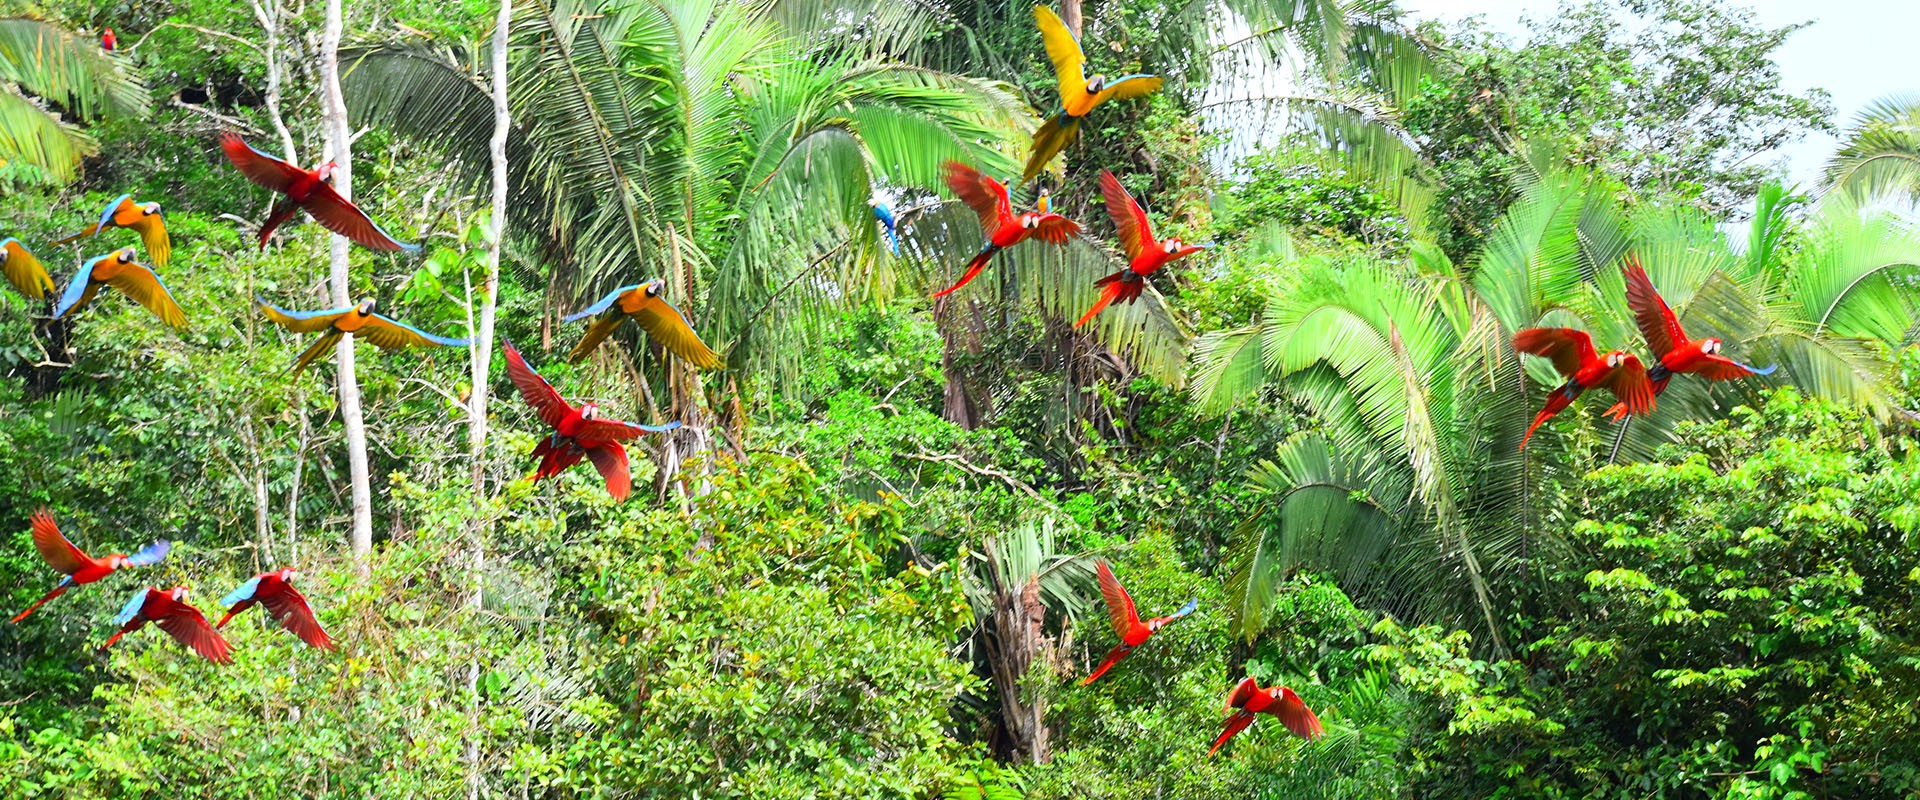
[
  {"left": 1062, "top": 0, "right": 1083, "bottom": 38},
  {"left": 983, "top": 545, "right": 1053, "bottom": 765},
  {"left": 319, "top": 0, "right": 373, "bottom": 568}
]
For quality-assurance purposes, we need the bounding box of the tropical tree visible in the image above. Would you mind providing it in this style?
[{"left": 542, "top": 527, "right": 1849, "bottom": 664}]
[
  {"left": 1823, "top": 92, "right": 1920, "bottom": 204},
  {"left": 0, "top": 18, "right": 148, "bottom": 181}
]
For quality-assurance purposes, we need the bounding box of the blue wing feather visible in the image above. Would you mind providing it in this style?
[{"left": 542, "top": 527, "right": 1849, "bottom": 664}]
[
  {"left": 220, "top": 576, "right": 262, "bottom": 607},
  {"left": 563, "top": 286, "right": 641, "bottom": 323},
  {"left": 113, "top": 589, "right": 149, "bottom": 626},
  {"left": 373, "top": 313, "right": 470, "bottom": 346},
  {"left": 53, "top": 258, "right": 98, "bottom": 319},
  {"left": 1169, "top": 598, "right": 1199, "bottom": 620},
  {"left": 125, "top": 540, "right": 171, "bottom": 567},
  {"left": 96, "top": 193, "right": 133, "bottom": 231},
  {"left": 1737, "top": 360, "right": 1778, "bottom": 376},
  {"left": 614, "top": 419, "right": 681, "bottom": 433}
]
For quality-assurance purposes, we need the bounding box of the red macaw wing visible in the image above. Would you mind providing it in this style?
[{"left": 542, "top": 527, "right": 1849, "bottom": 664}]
[
  {"left": 356, "top": 314, "right": 469, "bottom": 350},
  {"left": 1622, "top": 256, "right": 1686, "bottom": 357},
  {"left": 152, "top": 597, "right": 234, "bottom": 664},
  {"left": 944, "top": 161, "right": 1011, "bottom": 234},
  {"left": 1209, "top": 710, "right": 1257, "bottom": 757},
  {"left": 1272, "top": 690, "right": 1326, "bottom": 740},
  {"left": 1099, "top": 170, "right": 1155, "bottom": 261},
  {"left": 28, "top": 508, "right": 93, "bottom": 576},
  {"left": 501, "top": 338, "right": 575, "bottom": 430},
  {"left": 629, "top": 293, "right": 722, "bottom": 369},
  {"left": 1512, "top": 327, "right": 1598, "bottom": 378},
  {"left": 1223, "top": 676, "right": 1260, "bottom": 712},
  {"left": 221, "top": 132, "right": 306, "bottom": 193},
  {"left": 1029, "top": 214, "right": 1080, "bottom": 246},
  {"left": 585, "top": 442, "right": 632, "bottom": 501},
  {"left": 104, "top": 262, "right": 187, "bottom": 330},
  {"left": 1, "top": 239, "right": 54, "bottom": 299},
  {"left": 1095, "top": 560, "right": 1143, "bottom": 639},
  {"left": 1694, "top": 353, "right": 1769, "bottom": 381},
  {"left": 260, "top": 583, "right": 335, "bottom": 650},
  {"left": 298, "top": 183, "right": 419, "bottom": 253},
  {"left": 1595, "top": 354, "right": 1655, "bottom": 416}
]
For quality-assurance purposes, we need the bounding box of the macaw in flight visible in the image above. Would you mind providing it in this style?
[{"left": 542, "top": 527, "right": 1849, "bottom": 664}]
[
  {"left": 1513, "top": 327, "right": 1655, "bottom": 449},
  {"left": 54, "top": 247, "right": 187, "bottom": 330},
  {"left": 257, "top": 297, "right": 469, "bottom": 376},
  {"left": 1075, "top": 170, "right": 1208, "bottom": 327},
  {"left": 102, "top": 587, "right": 233, "bottom": 665},
  {"left": 221, "top": 132, "right": 420, "bottom": 253},
  {"left": 51, "top": 193, "right": 171, "bottom": 268},
  {"left": 564, "top": 279, "right": 722, "bottom": 368},
  {"left": 1605, "top": 256, "right": 1776, "bottom": 420},
  {"left": 931, "top": 161, "right": 1080, "bottom": 298},
  {"left": 0, "top": 238, "right": 54, "bottom": 299},
  {"left": 1209, "top": 676, "right": 1325, "bottom": 756},
  {"left": 217, "top": 567, "right": 335, "bottom": 651},
  {"left": 1080, "top": 560, "right": 1197, "bottom": 686},
  {"left": 870, "top": 199, "right": 900, "bottom": 255},
  {"left": 501, "top": 338, "right": 679, "bottom": 502},
  {"left": 11, "top": 508, "right": 170, "bottom": 623},
  {"left": 1022, "top": 5, "right": 1164, "bottom": 184},
  {"left": 101, "top": 28, "right": 115, "bottom": 51}
]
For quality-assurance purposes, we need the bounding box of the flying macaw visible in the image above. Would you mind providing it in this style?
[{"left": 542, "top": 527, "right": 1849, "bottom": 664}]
[
  {"left": 216, "top": 567, "right": 335, "bottom": 651},
  {"left": 101, "top": 28, "right": 116, "bottom": 51},
  {"left": 54, "top": 247, "right": 187, "bottom": 330},
  {"left": 11, "top": 508, "right": 170, "bottom": 623},
  {"left": 1075, "top": 170, "right": 1208, "bottom": 327},
  {"left": 1079, "top": 560, "right": 1196, "bottom": 686},
  {"left": 563, "top": 279, "right": 722, "bottom": 368},
  {"left": 501, "top": 338, "right": 680, "bottom": 502},
  {"left": 1604, "top": 256, "right": 1777, "bottom": 419},
  {"left": 50, "top": 193, "right": 171, "bottom": 267},
  {"left": 221, "top": 132, "right": 420, "bottom": 253},
  {"left": 0, "top": 238, "right": 55, "bottom": 299},
  {"left": 102, "top": 587, "right": 233, "bottom": 664},
  {"left": 1036, "top": 187, "right": 1053, "bottom": 215},
  {"left": 1209, "top": 676, "right": 1325, "bottom": 756},
  {"left": 1514, "top": 327, "right": 1656, "bottom": 449},
  {"left": 257, "top": 297, "right": 469, "bottom": 376},
  {"left": 1022, "top": 5, "right": 1163, "bottom": 184},
  {"left": 870, "top": 199, "right": 900, "bottom": 255},
  {"left": 931, "top": 161, "right": 1080, "bottom": 298}
]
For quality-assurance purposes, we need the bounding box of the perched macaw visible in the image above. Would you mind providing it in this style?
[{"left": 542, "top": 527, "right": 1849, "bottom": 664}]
[
  {"left": 51, "top": 193, "right": 171, "bottom": 267},
  {"left": 221, "top": 132, "right": 420, "bottom": 253},
  {"left": 1075, "top": 170, "right": 1208, "bottom": 327},
  {"left": 501, "top": 338, "right": 679, "bottom": 502},
  {"left": 101, "top": 28, "right": 116, "bottom": 51},
  {"left": 563, "top": 279, "right": 721, "bottom": 368},
  {"left": 1035, "top": 187, "right": 1053, "bottom": 215},
  {"left": 1604, "top": 256, "right": 1776, "bottom": 420},
  {"left": 1022, "top": 5, "right": 1163, "bottom": 184},
  {"left": 54, "top": 248, "right": 187, "bottom": 330},
  {"left": 0, "top": 238, "right": 55, "bottom": 299},
  {"left": 11, "top": 508, "right": 170, "bottom": 623},
  {"left": 257, "top": 297, "right": 469, "bottom": 376},
  {"left": 1514, "top": 327, "right": 1655, "bottom": 449},
  {"left": 102, "top": 587, "right": 232, "bottom": 664},
  {"left": 870, "top": 199, "right": 900, "bottom": 255},
  {"left": 216, "top": 567, "right": 334, "bottom": 650},
  {"left": 931, "top": 161, "right": 1080, "bottom": 298},
  {"left": 1079, "top": 560, "right": 1196, "bottom": 686},
  {"left": 1209, "top": 676, "right": 1325, "bottom": 756}
]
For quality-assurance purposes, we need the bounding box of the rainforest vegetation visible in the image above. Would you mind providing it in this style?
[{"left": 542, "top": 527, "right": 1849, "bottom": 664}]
[{"left": 0, "top": 0, "right": 1917, "bottom": 797}]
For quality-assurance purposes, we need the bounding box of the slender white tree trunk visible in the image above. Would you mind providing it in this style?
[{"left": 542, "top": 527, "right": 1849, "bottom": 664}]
[
  {"left": 1063, "top": 0, "right": 1082, "bottom": 38},
  {"left": 319, "top": 0, "right": 373, "bottom": 567}
]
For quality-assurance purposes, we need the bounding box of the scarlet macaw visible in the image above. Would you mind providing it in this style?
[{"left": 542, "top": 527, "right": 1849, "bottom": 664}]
[
  {"left": 220, "top": 132, "right": 420, "bottom": 253},
  {"left": 101, "top": 28, "right": 115, "bottom": 51},
  {"left": 870, "top": 199, "right": 900, "bottom": 255},
  {"left": 1208, "top": 676, "right": 1324, "bottom": 757},
  {"left": 102, "top": 587, "right": 232, "bottom": 664},
  {"left": 501, "top": 338, "right": 679, "bottom": 502},
  {"left": 931, "top": 161, "right": 1080, "bottom": 298},
  {"left": 54, "top": 247, "right": 187, "bottom": 330},
  {"left": 257, "top": 297, "right": 469, "bottom": 376},
  {"left": 50, "top": 193, "right": 171, "bottom": 267},
  {"left": 1079, "top": 560, "right": 1196, "bottom": 686},
  {"left": 11, "top": 508, "right": 170, "bottom": 623},
  {"left": 1513, "top": 327, "right": 1656, "bottom": 449},
  {"left": 563, "top": 279, "right": 722, "bottom": 368},
  {"left": 216, "top": 567, "right": 335, "bottom": 650},
  {"left": 1022, "top": 5, "right": 1164, "bottom": 184},
  {"left": 1604, "top": 256, "right": 1776, "bottom": 420},
  {"left": 1075, "top": 170, "right": 1208, "bottom": 327},
  {"left": 0, "top": 238, "right": 55, "bottom": 299}
]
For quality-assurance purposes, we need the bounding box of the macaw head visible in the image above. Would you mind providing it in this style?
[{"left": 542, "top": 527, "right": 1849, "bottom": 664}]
[
  {"left": 1278, "top": 686, "right": 1302, "bottom": 704},
  {"left": 1604, "top": 350, "right": 1628, "bottom": 368},
  {"left": 107, "top": 553, "right": 131, "bottom": 570},
  {"left": 1701, "top": 338, "right": 1723, "bottom": 355},
  {"left": 580, "top": 402, "right": 601, "bottom": 421},
  {"left": 316, "top": 162, "right": 339, "bottom": 182},
  {"left": 169, "top": 586, "right": 191, "bottom": 602},
  {"left": 113, "top": 247, "right": 136, "bottom": 264},
  {"left": 276, "top": 566, "right": 299, "bottom": 583},
  {"left": 1020, "top": 214, "right": 1041, "bottom": 230},
  {"left": 356, "top": 298, "right": 377, "bottom": 316},
  {"left": 867, "top": 198, "right": 879, "bottom": 208},
  {"left": 1088, "top": 74, "right": 1108, "bottom": 93},
  {"left": 140, "top": 202, "right": 162, "bottom": 217},
  {"left": 643, "top": 278, "right": 667, "bottom": 298}
]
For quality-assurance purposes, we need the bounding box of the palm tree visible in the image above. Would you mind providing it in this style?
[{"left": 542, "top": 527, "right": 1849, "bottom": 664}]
[
  {"left": 0, "top": 18, "right": 149, "bottom": 181},
  {"left": 1823, "top": 93, "right": 1920, "bottom": 203},
  {"left": 1195, "top": 166, "right": 1920, "bottom": 646}
]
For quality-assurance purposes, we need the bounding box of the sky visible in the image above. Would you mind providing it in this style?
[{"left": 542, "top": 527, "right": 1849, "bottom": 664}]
[{"left": 1396, "top": 0, "right": 1920, "bottom": 188}]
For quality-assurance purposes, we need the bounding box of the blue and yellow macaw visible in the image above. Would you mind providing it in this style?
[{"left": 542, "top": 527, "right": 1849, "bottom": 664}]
[
  {"left": 55, "top": 248, "right": 187, "bottom": 330},
  {"left": 0, "top": 238, "right": 54, "bottom": 299},
  {"left": 870, "top": 199, "right": 900, "bottom": 255},
  {"left": 563, "top": 279, "right": 721, "bottom": 368},
  {"left": 51, "top": 193, "right": 172, "bottom": 268},
  {"left": 1036, "top": 187, "right": 1053, "bottom": 215},
  {"left": 1021, "top": 5, "right": 1164, "bottom": 183},
  {"left": 257, "top": 297, "right": 469, "bottom": 375}
]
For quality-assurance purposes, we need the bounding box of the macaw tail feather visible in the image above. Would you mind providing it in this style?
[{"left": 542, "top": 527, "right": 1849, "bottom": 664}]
[
  {"left": 213, "top": 609, "right": 240, "bottom": 630},
  {"left": 10, "top": 585, "right": 68, "bottom": 623},
  {"left": 1209, "top": 711, "right": 1257, "bottom": 758},
  {"left": 49, "top": 224, "right": 102, "bottom": 247},
  {"left": 1075, "top": 272, "right": 1143, "bottom": 328},
  {"left": 257, "top": 199, "right": 302, "bottom": 249},
  {"left": 289, "top": 331, "right": 343, "bottom": 377},
  {"left": 1520, "top": 388, "right": 1579, "bottom": 450},
  {"left": 931, "top": 247, "right": 999, "bottom": 298},
  {"left": 99, "top": 627, "right": 132, "bottom": 650},
  {"left": 1079, "top": 644, "right": 1131, "bottom": 686},
  {"left": 1020, "top": 113, "right": 1082, "bottom": 185},
  {"left": 884, "top": 226, "right": 900, "bottom": 255}
]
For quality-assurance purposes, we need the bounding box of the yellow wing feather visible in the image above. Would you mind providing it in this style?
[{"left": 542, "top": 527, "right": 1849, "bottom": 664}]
[
  {"left": 1033, "top": 6, "right": 1088, "bottom": 108},
  {"left": 632, "top": 295, "right": 722, "bottom": 369},
  {"left": 2, "top": 241, "right": 54, "bottom": 299},
  {"left": 105, "top": 264, "right": 187, "bottom": 330}
]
